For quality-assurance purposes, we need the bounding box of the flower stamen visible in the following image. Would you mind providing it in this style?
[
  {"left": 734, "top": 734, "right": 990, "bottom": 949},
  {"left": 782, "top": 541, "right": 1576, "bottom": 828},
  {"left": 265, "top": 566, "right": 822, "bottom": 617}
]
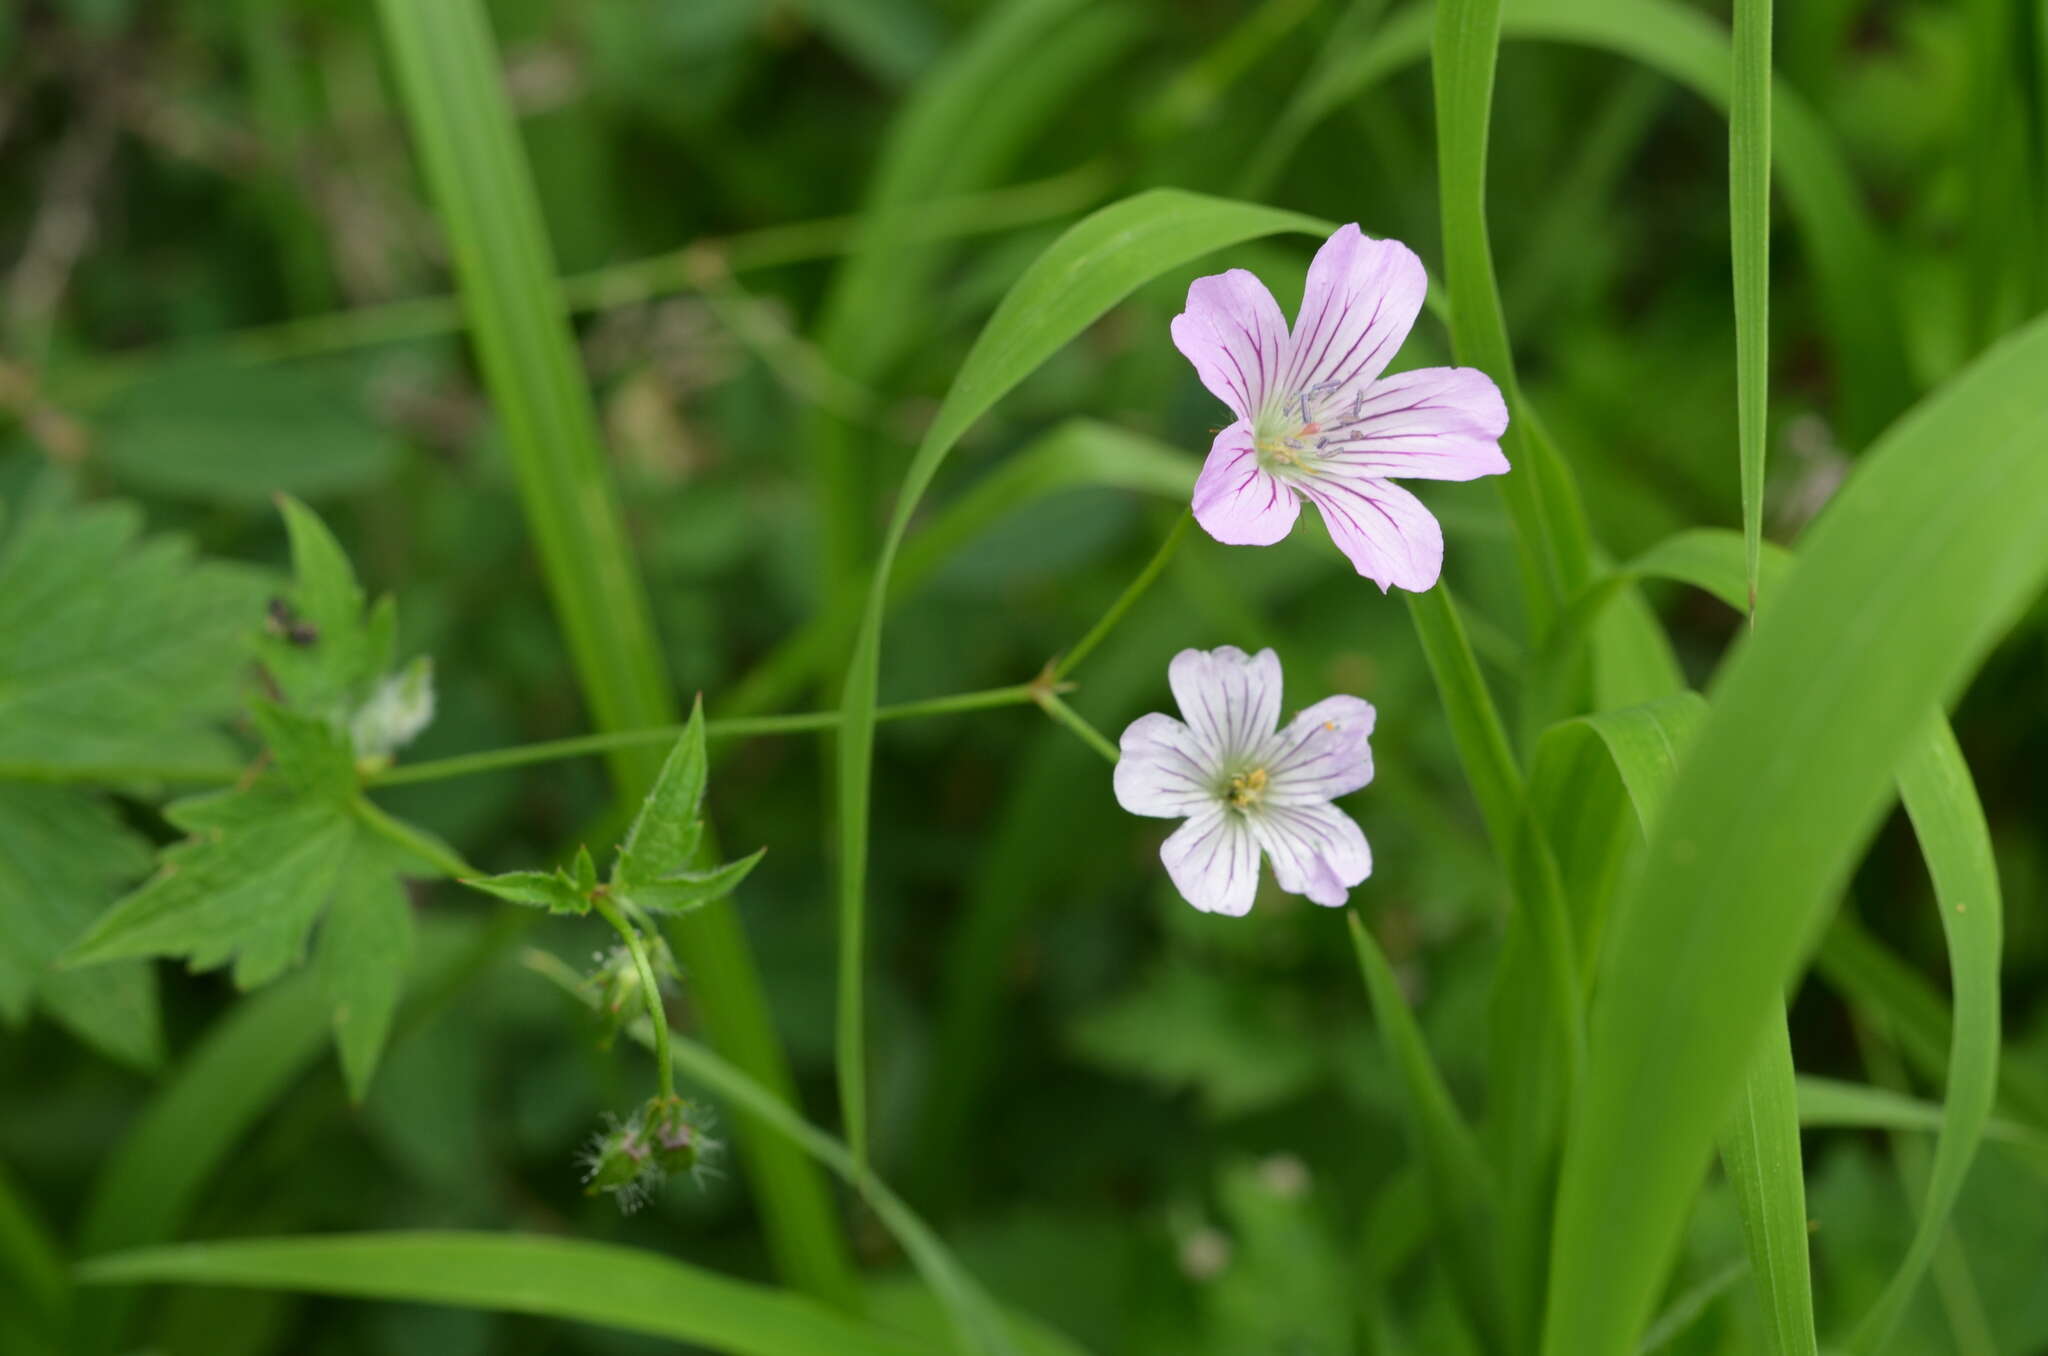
[{"left": 1227, "top": 766, "right": 1269, "bottom": 810}]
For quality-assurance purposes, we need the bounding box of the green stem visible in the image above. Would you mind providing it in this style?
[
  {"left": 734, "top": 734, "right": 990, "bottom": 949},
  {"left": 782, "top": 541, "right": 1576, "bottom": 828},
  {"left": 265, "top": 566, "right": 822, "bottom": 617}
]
[
  {"left": 1052, "top": 511, "right": 1191, "bottom": 681},
  {"left": 351, "top": 796, "right": 477, "bottom": 879},
  {"left": 1033, "top": 691, "right": 1120, "bottom": 764},
  {"left": 370, "top": 683, "right": 1045, "bottom": 788},
  {"left": 591, "top": 897, "right": 675, "bottom": 1102}
]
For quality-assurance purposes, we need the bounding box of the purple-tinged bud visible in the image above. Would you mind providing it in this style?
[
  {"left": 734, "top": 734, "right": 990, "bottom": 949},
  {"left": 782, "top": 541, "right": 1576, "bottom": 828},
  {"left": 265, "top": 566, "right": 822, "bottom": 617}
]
[{"left": 645, "top": 1095, "right": 715, "bottom": 1177}]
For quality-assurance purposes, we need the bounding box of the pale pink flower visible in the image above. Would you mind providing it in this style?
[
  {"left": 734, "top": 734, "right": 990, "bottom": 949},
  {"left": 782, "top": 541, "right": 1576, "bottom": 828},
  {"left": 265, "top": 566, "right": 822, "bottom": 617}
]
[
  {"left": 1115, "top": 646, "right": 1373, "bottom": 916},
  {"left": 1171, "top": 224, "right": 1509, "bottom": 591}
]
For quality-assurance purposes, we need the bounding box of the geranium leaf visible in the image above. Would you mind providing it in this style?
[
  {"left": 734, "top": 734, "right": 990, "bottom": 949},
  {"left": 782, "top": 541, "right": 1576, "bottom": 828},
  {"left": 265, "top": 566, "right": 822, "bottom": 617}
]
[
  {"left": 0, "top": 785, "right": 160, "bottom": 1069},
  {"left": 460, "top": 869, "right": 589, "bottom": 916},
  {"left": 624, "top": 849, "right": 765, "bottom": 917},
  {"left": 0, "top": 480, "right": 267, "bottom": 778},
  {"left": 613, "top": 698, "right": 708, "bottom": 887}
]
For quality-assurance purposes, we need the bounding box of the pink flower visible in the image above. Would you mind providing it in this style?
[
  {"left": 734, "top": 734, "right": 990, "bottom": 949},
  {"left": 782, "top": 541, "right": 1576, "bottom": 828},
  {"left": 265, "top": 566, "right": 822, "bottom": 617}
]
[
  {"left": 1114, "top": 646, "right": 1374, "bottom": 916},
  {"left": 1171, "top": 224, "right": 1510, "bottom": 592}
]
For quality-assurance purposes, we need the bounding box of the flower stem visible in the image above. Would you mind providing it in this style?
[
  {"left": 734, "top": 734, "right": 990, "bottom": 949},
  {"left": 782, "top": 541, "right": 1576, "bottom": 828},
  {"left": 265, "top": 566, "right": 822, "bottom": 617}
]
[
  {"left": 350, "top": 796, "right": 478, "bottom": 879},
  {"left": 368, "top": 682, "right": 1045, "bottom": 788},
  {"left": 590, "top": 895, "right": 674, "bottom": 1102},
  {"left": 1052, "top": 511, "right": 1192, "bottom": 682},
  {"left": 1033, "top": 690, "right": 1121, "bottom": 764}
]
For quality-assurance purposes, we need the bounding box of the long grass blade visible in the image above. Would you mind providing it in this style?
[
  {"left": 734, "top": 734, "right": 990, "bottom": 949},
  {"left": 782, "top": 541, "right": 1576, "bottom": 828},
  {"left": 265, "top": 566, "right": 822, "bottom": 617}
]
[
  {"left": 1432, "top": 0, "right": 1593, "bottom": 620},
  {"left": 78, "top": 1234, "right": 923, "bottom": 1356},
  {"left": 1543, "top": 313, "right": 2048, "bottom": 1355},
  {"left": 1346, "top": 911, "right": 1504, "bottom": 1348},
  {"left": 1729, "top": 0, "right": 1772, "bottom": 611},
  {"left": 368, "top": 0, "right": 852, "bottom": 1302}
]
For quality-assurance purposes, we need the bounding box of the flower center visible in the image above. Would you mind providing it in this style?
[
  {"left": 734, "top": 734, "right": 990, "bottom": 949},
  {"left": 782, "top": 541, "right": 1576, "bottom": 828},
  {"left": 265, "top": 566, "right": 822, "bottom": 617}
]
[
  {"left": 1226, "top": 766, "right": 1269, "bottom": 811},
  {"left": 1254, "top": 379, "right": 1371, "bottom": 472}
]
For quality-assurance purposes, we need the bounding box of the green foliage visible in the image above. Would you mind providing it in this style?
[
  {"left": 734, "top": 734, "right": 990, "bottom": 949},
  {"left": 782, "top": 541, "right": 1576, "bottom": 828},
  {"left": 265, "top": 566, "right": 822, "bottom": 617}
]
[
  {"left": 78, "top": 1233, "right": 925, "bottom": 1356},
  {"left": 462, "top": 701, "right": 762, "bottom": 920},
  {"left": 60, "top": 500, "right": 452, "bottom": 1099},
  {"left": 0, "top": 787, "right": 157, "bottom": 1068},
  {"left": 0, "top": 483, "right": 266, "bottom": 777},
  {"left": 7, "top": 1, "right": 2048, "bottom": 1352}
]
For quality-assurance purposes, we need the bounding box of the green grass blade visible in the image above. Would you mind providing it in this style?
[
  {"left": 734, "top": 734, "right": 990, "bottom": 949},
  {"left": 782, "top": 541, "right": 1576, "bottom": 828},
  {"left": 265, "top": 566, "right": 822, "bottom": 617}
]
[
  {"left": 1816, "top": 917, "right": 2048, "bottom": 1129},
  {"left": 368, "top": 0, "right": 852, "bottom": 1303},
  {"left": 1408, "top": 584, "right": 1579, "bottom": 1344},
  {"left": 1729, "top": 0, "right": 1771, "bottom": 610},
  {"left": 1845, "top": 721, "right": 2002, "bottom": 1354},
  {"left": 1346, "top": 911, "right": 1504, "bottom": 1348},
  {"left": 77, "top": 1234, "right": 924, "bottom": 1356},
  {"left": 1432, "top": 0, "right": 1594, "bottom": 619},
  {"left": 833, "top": 189, "right": 1326, "bottom": 1169},
  {"left": 1253, "top": 0, "right": 1908, "bottom": 445},
  {"left": 1600, "top": 528, "right": 2006, "bottom": 1352},
  {"left": 1796, "top": 1077, "right": 2048, "bottom": 1166},
  {"left": 72, "top": 974, "right": 329, "bottom": 1354},
  {"left": 1718, "top": 1015, "right": 1818, "bottom": 1355},
  {"left": 1540, "top": 693, "right": 1816, "bottom": 1354},
  {"left": 1543, "top": 313, "right": 2048, "bottom": 1356}
]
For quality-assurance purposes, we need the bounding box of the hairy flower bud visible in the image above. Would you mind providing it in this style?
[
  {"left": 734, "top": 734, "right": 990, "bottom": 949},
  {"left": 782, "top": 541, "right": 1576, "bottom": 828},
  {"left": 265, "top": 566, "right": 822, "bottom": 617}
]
[{"left": 578, "top": 1097, "right": 721, "bottom": 1212}]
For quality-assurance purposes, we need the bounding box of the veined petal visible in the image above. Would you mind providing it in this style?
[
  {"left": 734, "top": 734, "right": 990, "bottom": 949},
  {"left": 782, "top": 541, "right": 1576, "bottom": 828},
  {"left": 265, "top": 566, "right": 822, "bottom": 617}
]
[
  {"left": 1311, "top": 367, "right": 1509, "bottom": 482},
  {"left": 1251, "top": 801, "right": 1371, "bottom": 907},
  {"left": 1171, "top": 268, "right": 1289, "bottom": 423},
  {"left": 1297, "top": 474, "right": 1444, "bottom": 593},
  {"left": 1161, "top": 806, "right": 1261, "bottom": 916},
  {"left": 1168, "top": 646, "right": 1283, "bottom": 763},
  {"left": 1114, "top": 712, "right": 1220, "bottom": 819},
  {"left": 1192, "top": 423, "right": 1301, "bottom": 546},
  {"left": 1260, "top": 695, "right": 1375, "bottom": 804},
  {"left": 1281, "top": 225, "right": 1426, "bottom": 406}
]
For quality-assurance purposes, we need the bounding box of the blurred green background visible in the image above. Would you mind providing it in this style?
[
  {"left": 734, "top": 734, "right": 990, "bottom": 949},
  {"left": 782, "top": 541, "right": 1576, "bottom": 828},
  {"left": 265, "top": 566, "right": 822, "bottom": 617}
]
[{"left": 4, "top": 0, "right": 2047, "bottom": 1351}]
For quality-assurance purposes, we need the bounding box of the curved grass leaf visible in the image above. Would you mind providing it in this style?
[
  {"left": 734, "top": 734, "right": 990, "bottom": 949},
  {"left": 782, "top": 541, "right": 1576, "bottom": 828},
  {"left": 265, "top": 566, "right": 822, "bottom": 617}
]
[
  {"left": 1542, "top": 313, "right": 2048, "bottom": 1356},
  {"left": 835, "top": 188, "right": 1326, "bottom": 1167},
  {"left": 77, "top": 1233, "right": 926, "bottom": 1356},
  {"left": 809, "top": 0, "right": 1137, "bottom": 586}
]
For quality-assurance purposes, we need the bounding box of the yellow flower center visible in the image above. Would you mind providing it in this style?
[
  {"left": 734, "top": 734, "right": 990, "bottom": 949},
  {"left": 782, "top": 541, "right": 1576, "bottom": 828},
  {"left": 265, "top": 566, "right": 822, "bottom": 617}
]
[{"left": 1227, "top": 767, "right": 1269, "bottom": 810}]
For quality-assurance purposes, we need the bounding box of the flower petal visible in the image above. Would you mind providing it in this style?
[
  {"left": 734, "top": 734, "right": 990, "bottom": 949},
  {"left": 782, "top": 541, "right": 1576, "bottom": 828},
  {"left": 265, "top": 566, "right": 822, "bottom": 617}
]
[
  {"left": 1251, "top": 801, "right": 1371, "bottom": 907},
  {"left": 1260, "top": 695, "right": 1376, "bottom": 804},
  {"left": 1281, "top": 225, "right": 1426, "bottom": 405},
  {"left": 1114, "top": 712, "right": 1220, "bottom": 819},
  {"left": 1161, "top": 806, "right": 1261, "bottom": 915},
  {"left": 1297, "top": 474, "right": 1444, "bottom": 593},
  {"left": 1171, "top": 268, "right": 1289, "bottom": 423},
  {"left": 1192, "top": 423, "right": 1301, "bottom": 546},
  {"left": 1168, "top": 646, "right": 1284, "bottom": 763},
  {"left": 1310, "top": 366, "right": 1509, "bottom": 481}
]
